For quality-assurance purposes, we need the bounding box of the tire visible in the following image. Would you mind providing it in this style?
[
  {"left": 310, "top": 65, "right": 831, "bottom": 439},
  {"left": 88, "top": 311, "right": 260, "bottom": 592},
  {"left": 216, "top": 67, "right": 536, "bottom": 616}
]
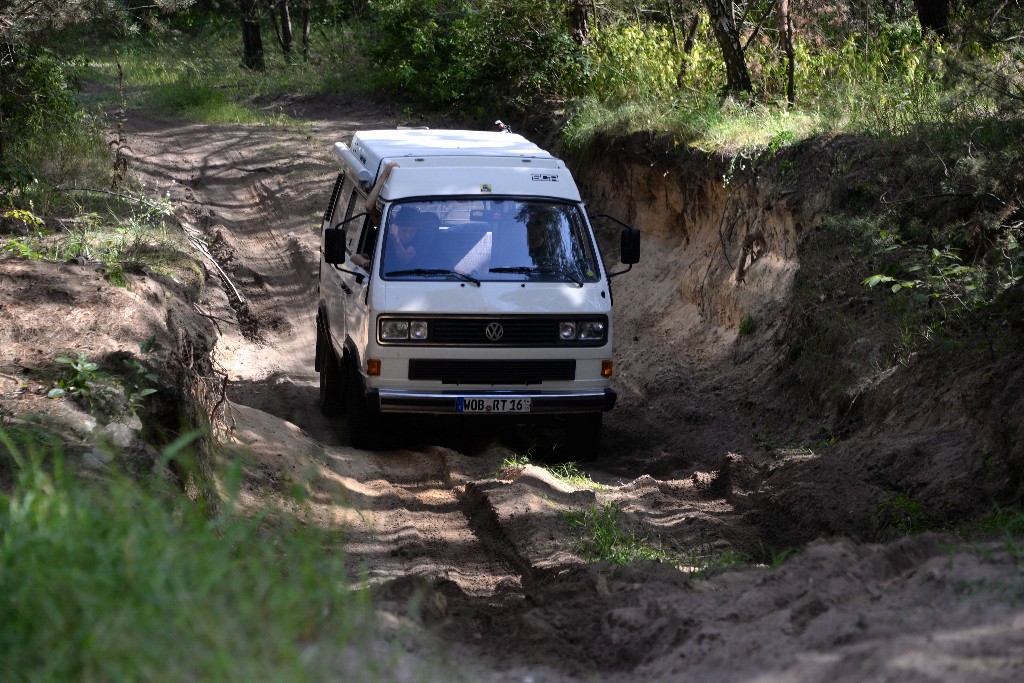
[
  {"left": 564, "top": 412, "right": 602, "bottom": 461},
  {"left": 317, "top": 319, "right": 345, "bottom": 416},
  {"left": 345, "top": 360, "right": 385, "bottom": 449}
]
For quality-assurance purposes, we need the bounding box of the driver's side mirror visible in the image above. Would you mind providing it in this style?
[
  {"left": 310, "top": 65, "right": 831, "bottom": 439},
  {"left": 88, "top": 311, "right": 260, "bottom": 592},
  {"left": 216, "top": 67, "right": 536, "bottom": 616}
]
[
  {"left": 620, "top": 226, "right": 641, "bottom": 265},
  {"left": 324, "top": 225, "right": 346, "bottom": 265}
]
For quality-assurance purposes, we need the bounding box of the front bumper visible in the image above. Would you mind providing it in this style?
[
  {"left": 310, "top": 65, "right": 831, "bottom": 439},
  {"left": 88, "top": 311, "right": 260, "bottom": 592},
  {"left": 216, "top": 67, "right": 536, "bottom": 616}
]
[{"left": 370, "top": 388, "right": 617, "bottom": 414}]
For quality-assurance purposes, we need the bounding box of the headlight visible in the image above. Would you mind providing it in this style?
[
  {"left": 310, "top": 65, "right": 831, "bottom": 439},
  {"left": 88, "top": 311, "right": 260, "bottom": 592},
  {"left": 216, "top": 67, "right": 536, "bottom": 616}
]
[
  {"left": 381, "top": 320, "right": 410, "bottom": 340},
  {"left": 559, "top": 321, "right": 578, "bottom": 340},
  {"left": 578, "top": 321, "right": 606, "bottom": 341},
  {"left": 380, "top": 319, "right": 428, "bottom": 342},
  {"left": 410, "top": 320, "right": 429, "bottom": 340}
]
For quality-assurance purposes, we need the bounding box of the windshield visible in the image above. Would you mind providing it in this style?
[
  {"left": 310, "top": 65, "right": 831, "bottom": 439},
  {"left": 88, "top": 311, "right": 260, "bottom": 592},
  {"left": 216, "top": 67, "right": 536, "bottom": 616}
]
[{"left": 380, "top": 199, "right": 600, "bottom": 284}]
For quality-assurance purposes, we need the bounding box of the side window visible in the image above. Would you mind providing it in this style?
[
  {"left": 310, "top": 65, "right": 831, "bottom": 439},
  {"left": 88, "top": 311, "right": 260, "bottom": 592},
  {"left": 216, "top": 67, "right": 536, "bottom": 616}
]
[
  {"left": 343, "top": 188, "right": 363, "bottom": 256},
  {"left": 343, "top": 188, "right": 380, "bottom": 258},
  {"left": 322, "top": 172, "right": 345, "bottom": 226}
]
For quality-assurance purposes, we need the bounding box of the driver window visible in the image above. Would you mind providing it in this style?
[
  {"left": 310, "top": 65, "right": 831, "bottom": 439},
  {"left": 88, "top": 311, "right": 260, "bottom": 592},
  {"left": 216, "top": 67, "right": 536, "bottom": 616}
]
[{"left": 344, "top": 188, "right": 380, "bottom": 263}]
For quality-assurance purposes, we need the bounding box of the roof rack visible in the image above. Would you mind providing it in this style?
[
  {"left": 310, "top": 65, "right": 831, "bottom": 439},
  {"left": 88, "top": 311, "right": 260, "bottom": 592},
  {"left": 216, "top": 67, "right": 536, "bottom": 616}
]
[{"left": 333, "top": 142, "right": 372, "bottom": 190}]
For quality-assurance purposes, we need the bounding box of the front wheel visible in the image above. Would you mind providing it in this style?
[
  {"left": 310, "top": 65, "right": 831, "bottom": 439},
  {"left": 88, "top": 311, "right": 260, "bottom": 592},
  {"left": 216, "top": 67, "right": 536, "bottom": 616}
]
[
  {"left": 318, "top": 321, "right": 345, "bottom": 416},
  {"left": 345, "top": 361, "right": 385, "bottom": 449},
  {"left": 563, "top": 413, "right": 602, "bottom": 461}
]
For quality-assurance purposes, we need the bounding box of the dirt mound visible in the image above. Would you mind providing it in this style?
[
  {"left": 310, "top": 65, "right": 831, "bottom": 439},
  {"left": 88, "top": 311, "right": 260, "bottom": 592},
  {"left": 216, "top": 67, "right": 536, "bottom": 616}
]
[{"left": 573, "top": 134, "right": 1024, "bottom": 550}]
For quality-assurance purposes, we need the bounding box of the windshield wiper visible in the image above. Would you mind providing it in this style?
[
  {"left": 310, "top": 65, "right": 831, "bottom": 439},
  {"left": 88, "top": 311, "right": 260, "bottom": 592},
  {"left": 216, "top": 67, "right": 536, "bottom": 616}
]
[
  {"left": 489, "top": 265, "right": 583, "bottom": 287},
  {"left": 386, "top": 268, "right": 481, "bottom": 286}
]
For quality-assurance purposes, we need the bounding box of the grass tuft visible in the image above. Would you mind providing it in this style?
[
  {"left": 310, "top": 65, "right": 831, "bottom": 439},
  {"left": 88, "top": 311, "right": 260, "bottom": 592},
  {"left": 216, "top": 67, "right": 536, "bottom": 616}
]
[
  {"left": 564, "top": 503, "right": 668, "bottom": 564},
  {"left": 0, "top": 433, "right": 394, "bottom": 681}
]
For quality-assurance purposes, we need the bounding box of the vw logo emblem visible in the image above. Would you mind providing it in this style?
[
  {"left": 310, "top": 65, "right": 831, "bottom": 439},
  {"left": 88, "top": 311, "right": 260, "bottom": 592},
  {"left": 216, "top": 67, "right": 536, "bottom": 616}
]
[{"left": 485, "top": 322, "right": 504, "bottom": 341}]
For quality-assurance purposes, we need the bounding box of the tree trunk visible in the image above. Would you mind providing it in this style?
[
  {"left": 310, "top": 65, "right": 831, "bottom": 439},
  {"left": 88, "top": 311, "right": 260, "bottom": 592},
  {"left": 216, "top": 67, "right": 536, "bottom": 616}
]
[
  {"left": 704, "top": 0, "right": 753, "bottom": 95},
  {"left": 301, "top": 7, "right": 311, "bottom": 61},
  {"left": 667, "top": 0, "right": 679, "bottom": 51},
  {"left": 914, "top": 0, "right": 950, "bottom": 38},
  {"left": 776, "top": 0, "right": 795, "bottom": 105},
  {"left": 676, "top": 15, "right": 701, "bottom": 87},
  {"left": 239, "top": 0, "right": 265, "bottom": 70},
  {"left": 568, "top": 1, "right": 589, "bottom": 45},
  {"left": 277, "top": 0, "right": 294, "bottom": 57}
]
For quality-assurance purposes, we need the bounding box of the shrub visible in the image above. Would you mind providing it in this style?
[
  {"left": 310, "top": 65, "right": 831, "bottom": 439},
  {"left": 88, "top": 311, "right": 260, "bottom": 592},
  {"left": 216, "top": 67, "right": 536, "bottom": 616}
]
[
  {"left": 368, "top": 0, "right": 586, "bottom": 111},
  {"left": 585, "top": 23, "right": 680, "bottom": 105}
]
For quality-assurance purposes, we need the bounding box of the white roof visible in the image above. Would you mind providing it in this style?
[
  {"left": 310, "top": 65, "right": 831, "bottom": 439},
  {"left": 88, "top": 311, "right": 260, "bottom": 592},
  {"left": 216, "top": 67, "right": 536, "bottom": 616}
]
[
  {"left": 335, "top": 128, "right": 580, "bottom": 202},
  {"left": 350, "top": 129, "right": 554, "bottom": 175},
  {"left": 381, "top": 165, "right": 581, "bottom": 202}
]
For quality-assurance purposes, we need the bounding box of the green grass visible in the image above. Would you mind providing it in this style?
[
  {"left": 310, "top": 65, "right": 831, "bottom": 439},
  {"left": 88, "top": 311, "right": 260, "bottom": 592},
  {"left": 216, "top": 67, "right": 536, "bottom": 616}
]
[
  {"left": 950, "top": 506, "right": 1024, "bottom": 567},
  {"left": 563, "top": 502, "right": 754, "bottom": 576},
  {"left": 564, "top": 503, "right": 668, "bottom": 565},
  {"left": 545, "top": 461, "right": 605, "bottom": 491},
  {"left": 0, "top": 433, "right": 409, "bottom": 682},
  {"left": 1, "top": 191, "right": 200, "bottom": 292},
  {"left": 498, "top": 453, "right": 605, "bottom": 490},
  {"left": 872, "top": 490, "right": 929, "bottom": 540},
  {"left": 958, "top": 505, "right": 1024, "bottom": 552},
  {"left": 78, "top": 20, "right": 373, "bottom": 126}
]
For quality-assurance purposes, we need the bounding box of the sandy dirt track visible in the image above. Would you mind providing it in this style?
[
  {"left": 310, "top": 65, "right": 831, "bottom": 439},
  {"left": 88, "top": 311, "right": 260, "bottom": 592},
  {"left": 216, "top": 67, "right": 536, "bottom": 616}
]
[{"left": 3, "top": 98, "right": 1021, "bottom": 681}]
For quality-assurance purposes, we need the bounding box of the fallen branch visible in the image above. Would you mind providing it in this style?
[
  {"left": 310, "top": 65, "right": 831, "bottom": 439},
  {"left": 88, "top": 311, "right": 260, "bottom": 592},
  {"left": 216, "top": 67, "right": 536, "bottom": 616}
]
[
  {"left": 53, "top": 185, "right": 167, "bottom": 210},
  {"left": 181, "top": 224, "right": 247, "bottom": 305}
]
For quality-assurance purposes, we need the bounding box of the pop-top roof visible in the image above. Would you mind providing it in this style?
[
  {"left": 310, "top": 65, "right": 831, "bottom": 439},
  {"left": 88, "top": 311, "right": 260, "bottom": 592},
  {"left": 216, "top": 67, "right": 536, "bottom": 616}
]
[
  {"left": 334, "top": 129, "right": 580, "bottom": 202},
  {"left": 349, "top": 129, "right": 554, "bottom": 178}
]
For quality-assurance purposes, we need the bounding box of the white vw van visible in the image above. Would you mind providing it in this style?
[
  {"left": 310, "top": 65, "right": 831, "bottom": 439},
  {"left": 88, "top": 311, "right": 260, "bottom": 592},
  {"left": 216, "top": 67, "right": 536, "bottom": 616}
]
[{"left": 315, "top": 128, "right": 639, "bottom": 454}]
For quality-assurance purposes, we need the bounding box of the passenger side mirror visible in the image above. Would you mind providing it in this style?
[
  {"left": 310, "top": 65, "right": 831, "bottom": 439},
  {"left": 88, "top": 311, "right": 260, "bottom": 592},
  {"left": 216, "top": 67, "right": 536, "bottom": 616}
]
[
  {"left": 590, "top": 212, "right": 641, "bottom": 278},
  {"left": 323, "top": 226, "right": 346, "bottom": 265},
  {"left": 620, "top": 226, "right": 641, "bottom": 265}
]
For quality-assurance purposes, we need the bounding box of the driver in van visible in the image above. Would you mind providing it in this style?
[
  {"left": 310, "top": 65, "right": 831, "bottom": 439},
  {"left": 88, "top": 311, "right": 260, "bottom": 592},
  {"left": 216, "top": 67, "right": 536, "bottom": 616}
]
[
  {"left": 384, "top": 205, "right": 434, "bottom": 270},
  {"left": 351, "top": 162, "right": 398, "bottom": 270}
]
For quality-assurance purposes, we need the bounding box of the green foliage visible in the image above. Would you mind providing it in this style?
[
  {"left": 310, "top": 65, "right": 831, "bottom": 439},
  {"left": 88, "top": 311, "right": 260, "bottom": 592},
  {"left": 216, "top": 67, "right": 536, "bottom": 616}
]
[
  {"left": 78, "top": 16, "right": 372, "bottom": 123},
  {"left": 564, "top": 503, "right": 668, "bottom": 564},
  {"left": 0, "top": 48, "right": 82, "bottom": 151},
  {"left": 368, "top": 0, "right": 585, "bottom": 111},
  {"left": 967, "top": 505, "right": 1024, "bottom": 539},
  {"left": 47, "top": 343, "right": 162, "bottom": 420},
  {"left": 497, "top": 453, "right": 604, "bottom": 490},
  {"left": 872, "top": 491, "right": 928, "bottom": 540},
  {"left": 368, "top": 0, "right": 474, "bottom": 104},
  {"left": 860, "top": 202, "right": 1024, "bottom": 354},
  {"left": 48, "top": 353, "right": 113, "bottom": 409},
  {"left": 738, "top": 313, "right": 755, "bottom": 335},
  {"left": 545, "top": 461, "right": 604, "bottom": 491},
  {"left": 0, "top": 435, "right": 384, "bottom": 682},
  {"left": 807, "top": 22, "right": 948, "bottom": 136},
  {"left": 2, "top": 190, "right": 198, "bottom": 291},
  {"left": 121, "top": 335, "right": 163, "bottom": 414},
  {"left": 498, "top": 451, "right": 531, "bottom": 474},
  {"left": 585, "top": 23, "right": 680, "bottom": 105}
]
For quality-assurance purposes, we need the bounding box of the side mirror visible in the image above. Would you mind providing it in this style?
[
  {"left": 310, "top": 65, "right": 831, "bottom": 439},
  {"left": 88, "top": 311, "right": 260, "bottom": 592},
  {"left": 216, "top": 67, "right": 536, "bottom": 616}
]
[
  {"left": 620, "top": 226, "right": 641, "bottom": 265},
  {"left": 323, "top": 226, "right": 346, "bottom": 265}
]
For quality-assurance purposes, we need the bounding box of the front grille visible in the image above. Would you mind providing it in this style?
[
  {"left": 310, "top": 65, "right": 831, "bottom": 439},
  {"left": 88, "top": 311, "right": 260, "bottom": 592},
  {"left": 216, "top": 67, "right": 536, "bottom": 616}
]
[
  {"left": 430, "top": 318, "right": 556, "bottom": 345},
  {"left": 408, "top": 359, "right": 576, "bottom": 385},
  {"left": 379, "top": 315, "right": 608, "bottom": 347}
]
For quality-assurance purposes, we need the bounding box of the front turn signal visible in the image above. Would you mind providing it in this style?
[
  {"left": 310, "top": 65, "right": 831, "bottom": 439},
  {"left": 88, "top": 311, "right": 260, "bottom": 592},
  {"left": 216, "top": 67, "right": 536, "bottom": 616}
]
[
  {"left": 367, "top": 359, "right": 382, "bottom": 376},
  {"left": 601, "top": 360, "right": 613, "bottom": 378}
]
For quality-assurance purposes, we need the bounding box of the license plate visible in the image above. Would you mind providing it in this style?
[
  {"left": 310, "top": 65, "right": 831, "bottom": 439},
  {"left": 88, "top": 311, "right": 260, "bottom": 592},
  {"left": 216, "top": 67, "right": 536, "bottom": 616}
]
[{"left": 457, "top": 397, "right": 532, "bottom": 413}]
